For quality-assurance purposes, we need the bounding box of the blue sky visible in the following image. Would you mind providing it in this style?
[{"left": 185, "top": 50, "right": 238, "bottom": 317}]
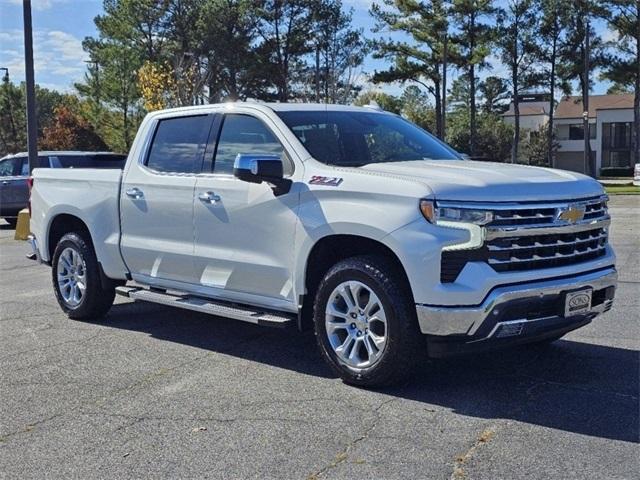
[{"left": 0, "top": 0, "right": 614, "bottom": 97}]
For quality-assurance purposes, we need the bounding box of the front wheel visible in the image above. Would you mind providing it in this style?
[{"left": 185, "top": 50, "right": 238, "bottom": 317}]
[
  {"left": 313, "top": 256, "right": 423, "bottom": 387},
  {"left": 52, "top": 232, "right": 115, "bottom": 320}
]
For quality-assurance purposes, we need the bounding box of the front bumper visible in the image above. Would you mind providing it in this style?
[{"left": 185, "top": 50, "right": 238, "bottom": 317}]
[{"left": 416, "top": 267, "right": 616, "bottom": 345}]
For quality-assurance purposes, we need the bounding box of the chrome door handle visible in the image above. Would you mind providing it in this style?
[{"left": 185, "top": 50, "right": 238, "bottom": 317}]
[
  {"left": 198, "top": 191, "right": 221, "bottom": 204},
  {"left": 125, "top": 187, "right": 144, "bottom": 199}
]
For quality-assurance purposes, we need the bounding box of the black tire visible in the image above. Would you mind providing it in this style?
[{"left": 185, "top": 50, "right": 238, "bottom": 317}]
[
  {"left": 4, "top": 217, "right": 17, "bottom": 228},
  {"left": 51, "top": 232, "right": 115, "bottom": 320},
  {"left": 313, "top": 255, "right": 423, "bottom": 387}
]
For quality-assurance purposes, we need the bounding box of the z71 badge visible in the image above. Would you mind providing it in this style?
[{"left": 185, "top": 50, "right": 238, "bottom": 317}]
[{"left": 309, "top": 175, "right": 343, "bottom": 187}]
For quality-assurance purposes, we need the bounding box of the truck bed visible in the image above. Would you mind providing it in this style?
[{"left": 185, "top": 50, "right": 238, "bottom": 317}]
[{"left": 29, "top": 168, "right": 127, "bottom": 279}]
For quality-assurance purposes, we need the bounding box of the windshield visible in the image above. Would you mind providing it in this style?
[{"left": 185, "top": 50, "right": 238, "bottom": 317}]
[{"left": 276, "top": 110, "right": 461, "bottom": 167}]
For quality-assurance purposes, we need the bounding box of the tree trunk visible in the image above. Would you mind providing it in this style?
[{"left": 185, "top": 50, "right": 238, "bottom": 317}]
[
  {"left": 442, "top": 34, "right": 448, "bottom": 140},
  {"left": 511, "top": 28, "right": 519, "bottom": 164},
  {"left": 123, "top": 103, "right": 130, "bottom": 150},
  {"left": 634, "top": 14, "right": 640, "bottom": 167},
  {"left": 469, "top": 13, "right": 477, "bottom": 157},
  {"left": 469, "top": 63, "right": 476, "bottom": 157},
  {"left": 434, "top": 80, "right": 443, "bottom": 139},
  {"left": 547, "top": 39, "right": 556, "bottom": 168},
  {"left": 583, "top": 17, "right": 592, "bottom": 177},
  {"left": 315, "top": 47, "right": 320, "bottom": 103},
  {"left": 512, "top": 85, "right": 520, "bottom": 164}
]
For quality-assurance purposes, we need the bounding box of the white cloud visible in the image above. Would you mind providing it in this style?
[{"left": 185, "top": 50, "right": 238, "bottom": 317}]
[
  {"left": 45, "top": 30, "right": 87, "bottom": 62},
  {"left": 7, "top": 0, "right": 58, "bottom": 11},
  {"left": 0, "top": 27, "right": 87, "bottom": 87},
  {"left": 601, "top": 26, "right": 619, "bottom": 43}
]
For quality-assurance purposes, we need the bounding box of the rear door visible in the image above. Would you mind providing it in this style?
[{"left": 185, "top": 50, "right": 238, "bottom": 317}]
[
  {"left": 120, "top": 113, "right": 214, "bottom": 285},
  {"left": 192, "top": 112, "right": 301, "bottom": 309}
]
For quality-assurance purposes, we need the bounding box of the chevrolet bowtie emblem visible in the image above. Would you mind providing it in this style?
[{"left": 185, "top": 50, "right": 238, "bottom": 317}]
[{"left": 558, "top": 205, "right": 586, "bottom": 224}]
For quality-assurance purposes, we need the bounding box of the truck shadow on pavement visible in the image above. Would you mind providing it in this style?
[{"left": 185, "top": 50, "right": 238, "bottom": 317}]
[{"left": 105, "top": 300, "right": 639, "bottom": 444}]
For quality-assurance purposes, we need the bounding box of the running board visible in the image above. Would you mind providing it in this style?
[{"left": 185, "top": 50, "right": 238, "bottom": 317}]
[{"left": 116, "top": 286, "right": 295, "bottom": 328}]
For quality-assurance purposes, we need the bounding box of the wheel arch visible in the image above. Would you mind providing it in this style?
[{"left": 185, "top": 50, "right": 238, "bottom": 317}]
[
  {"left": 47, "top": 213, "right": 93, "bottom": 261},
  {"left": 47, "top": 213, "right": 122, "bottom": 289},
  {"left": 299, "top": 233, "right": 414, "bottom": 331}
]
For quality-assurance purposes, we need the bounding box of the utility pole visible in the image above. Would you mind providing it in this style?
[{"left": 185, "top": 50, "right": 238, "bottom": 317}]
[
  {"left": 23, "top": 0, "right": 39, "bottom": 173},
  {"left": 583, "top": 8, "right": 591, "bottom": 176}
]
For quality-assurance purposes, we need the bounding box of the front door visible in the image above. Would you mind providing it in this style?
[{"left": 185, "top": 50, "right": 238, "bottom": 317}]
[
  {"left": 120, "top": 113, "right": 213, "bottom": 285},
  {"left": 193, "top": 113, "right": 300, "bottom": 310}
]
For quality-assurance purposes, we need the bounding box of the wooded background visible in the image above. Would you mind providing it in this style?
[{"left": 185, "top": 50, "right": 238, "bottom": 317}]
[{"left": 1, "top": 0, "right": 638, "bottom": 167}]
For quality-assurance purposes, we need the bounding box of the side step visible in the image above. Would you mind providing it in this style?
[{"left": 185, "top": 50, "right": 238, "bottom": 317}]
[{"left": 116, "top": 286, "right": 295, "bottom": 328}]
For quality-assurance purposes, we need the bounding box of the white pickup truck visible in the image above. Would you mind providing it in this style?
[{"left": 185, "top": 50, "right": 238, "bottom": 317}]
[{"left": 29, "top": 103, "right": 617, "bottom": 386}]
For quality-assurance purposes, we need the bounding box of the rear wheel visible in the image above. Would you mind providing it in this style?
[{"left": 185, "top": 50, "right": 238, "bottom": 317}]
[
  {"left": 313, "top": 255, "right": 423, "bottom": 387},
  {"left": 52, "top": 232, "right": 115, "bottom": 320}
]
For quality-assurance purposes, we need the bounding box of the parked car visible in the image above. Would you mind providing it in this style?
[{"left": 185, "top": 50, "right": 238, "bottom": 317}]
[
  {"left": 0, "top": 151, "right": 127, "bottom": 226},
  {"left": 634, "top": 163, "right": 640, "bottom": 186},
  {"left": 28, "top": 103, "right": 616, "bottom": 386}
]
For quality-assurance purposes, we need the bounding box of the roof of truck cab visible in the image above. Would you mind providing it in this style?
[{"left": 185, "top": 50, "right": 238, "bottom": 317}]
[
  {"left": 149, "top": 102, "right": 390, "bottom": 116},
  {"left": 261, "top": 102, "right": 387, "bottom": 112}
]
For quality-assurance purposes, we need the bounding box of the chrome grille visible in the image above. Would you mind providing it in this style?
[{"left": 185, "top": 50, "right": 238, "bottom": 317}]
[
  {"left": 487, "top": 196, "right": 608, "bottom": 228},
  {"left": 439, "top": 195, "right": 610, "bottom": 282},
  {"left": 583, "top": 197, "right": 608, "bottom": 220},
  {"left": 491, "top": 207, "right": 556, "bottom": 226},
  {"left": 486, "top": 228, "right": 608, "bottom": 272}
]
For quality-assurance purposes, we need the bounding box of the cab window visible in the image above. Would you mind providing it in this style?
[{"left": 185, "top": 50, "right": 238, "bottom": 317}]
[
  {"left": 146, "top": 115, "right": 211, "bottom": 174},
  {"left": 213, "top": 114, "right": 290, "bottom": 175}
]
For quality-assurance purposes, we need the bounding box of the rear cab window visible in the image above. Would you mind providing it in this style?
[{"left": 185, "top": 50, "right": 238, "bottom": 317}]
[{"left": 145, "top": 115, "right": 212, "bottom": 174}]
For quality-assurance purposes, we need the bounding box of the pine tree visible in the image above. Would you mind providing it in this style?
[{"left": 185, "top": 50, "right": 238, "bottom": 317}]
[
  {"left": 558, "top": 0, "right": 608, "bottom": 175},
  {"left": 496, "top": 0, "right": 539, "bottom": 163},
  {"left": 450, "top": 0, "right": 496, "bottom": 156},
  {"left": 370, "top": 0, "right": 452, "bottom": 139},
  {"left": 255, "top": 0, "right": 315, "bottom": 101},
  {"left": 535, "top": 0, "right": 570, "bottom": 167}
]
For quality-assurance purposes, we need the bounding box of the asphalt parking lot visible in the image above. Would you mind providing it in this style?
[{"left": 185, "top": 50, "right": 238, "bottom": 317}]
[{"left": 1, "top": 196, "right": 638, "bottom": 479}]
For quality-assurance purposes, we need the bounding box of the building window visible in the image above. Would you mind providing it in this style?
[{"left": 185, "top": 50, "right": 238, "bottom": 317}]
[
  {"left": 602, "top": 122, "right": 631, "bottom": 149},
  {"left": 568, "top": 124, "right": 596, "bottom": 140},
  {"left": 601, "top": 122, "right": 633, "bottom": 171},
  {"left": 603, "top": 150, "right": 631, "bottom": 168}
]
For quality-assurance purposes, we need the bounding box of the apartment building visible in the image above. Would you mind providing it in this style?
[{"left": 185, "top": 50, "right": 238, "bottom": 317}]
[{"left": 503, "top": 93, "right": 636, "bottom": 176}]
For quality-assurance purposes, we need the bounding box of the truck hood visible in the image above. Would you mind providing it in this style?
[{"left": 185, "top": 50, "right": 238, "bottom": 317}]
[{"left": 360, "top": 160, "right": 604, "bottom": 202}]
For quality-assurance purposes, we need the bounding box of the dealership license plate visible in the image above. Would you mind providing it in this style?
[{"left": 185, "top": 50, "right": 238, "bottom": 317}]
[{"left": 564, "top": 288, "right": 593, "bottom": 317}]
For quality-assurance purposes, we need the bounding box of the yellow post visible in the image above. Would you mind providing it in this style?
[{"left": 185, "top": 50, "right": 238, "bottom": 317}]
[{"left": 14, "top": 208, "right": 30, "bottom": 240}]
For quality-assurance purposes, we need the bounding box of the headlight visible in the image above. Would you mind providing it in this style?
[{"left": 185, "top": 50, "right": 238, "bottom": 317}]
[
  {"left": 419, "top": 200, "right": 493, "bottom": 225},
  {"left": 419, "top": 200, "right": 492, "bottom": 250}
]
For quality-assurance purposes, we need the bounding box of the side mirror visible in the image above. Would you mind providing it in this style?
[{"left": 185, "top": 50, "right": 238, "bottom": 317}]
[{"left": 233, "top": 154, "right": 283, "bottom": 185}]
